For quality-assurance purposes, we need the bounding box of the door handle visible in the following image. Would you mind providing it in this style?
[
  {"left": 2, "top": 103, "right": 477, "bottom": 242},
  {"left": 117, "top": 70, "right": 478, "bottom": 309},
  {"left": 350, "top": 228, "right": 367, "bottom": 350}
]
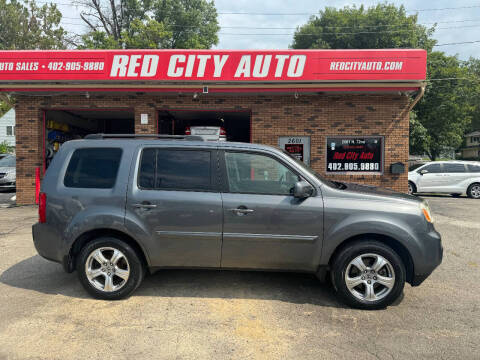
[
  {"left": 133, "top": 203, "right": 157, "bottom": 209},
  {"left": 229, "top": 207, "right": 254, "bottom": 216}
]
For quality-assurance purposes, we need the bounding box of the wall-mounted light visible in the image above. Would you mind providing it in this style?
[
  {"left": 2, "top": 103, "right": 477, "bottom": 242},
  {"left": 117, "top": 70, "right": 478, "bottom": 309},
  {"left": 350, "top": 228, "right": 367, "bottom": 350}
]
[
  {"left": 193, "top": 92, "right": 198, "bottom": 99},
  {"left": 294, "top": 91, "right": 299, "bottom": 99},
  {"left": 85, "top": 91, "right": 90, "bottom": 99}
]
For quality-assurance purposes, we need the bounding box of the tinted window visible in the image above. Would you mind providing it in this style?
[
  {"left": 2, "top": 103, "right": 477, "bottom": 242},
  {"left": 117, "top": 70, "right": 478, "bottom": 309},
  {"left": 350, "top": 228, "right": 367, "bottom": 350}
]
[
  {"left": 225, "top": 152, "right": 300, "bottom": 195},
  {"left": 139, "top": 149, "right": 212, "bottom": 191},
  {"left": 64, "top": 148, "right": 122, "bottom": 188},
  {"left": 467, "top": 164, "right": 480, "bottom": 172},
  {"left": 138, "top": 148, "right": 155, "bottom": 189},
  {"left": 409, "top": 163, "right": 424, "bottom": 171},
  {"left": 443, "top": 163, "right": 466, "bottom": 173},
  {"left": 422, "top": 163, "right": 442, "bottom": 173}
]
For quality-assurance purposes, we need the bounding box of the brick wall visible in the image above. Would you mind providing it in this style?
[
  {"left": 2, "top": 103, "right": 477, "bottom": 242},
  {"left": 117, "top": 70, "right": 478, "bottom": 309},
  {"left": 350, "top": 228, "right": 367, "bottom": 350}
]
[{"left": 15, "top": 92, "right": 409, "bottom": 204}]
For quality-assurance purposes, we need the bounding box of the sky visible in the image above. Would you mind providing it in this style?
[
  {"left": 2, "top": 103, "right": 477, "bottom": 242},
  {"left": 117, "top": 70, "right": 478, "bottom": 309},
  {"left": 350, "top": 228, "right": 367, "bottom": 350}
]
[{"left": 49, "top": 0, "right": 480, "bottom": 60}]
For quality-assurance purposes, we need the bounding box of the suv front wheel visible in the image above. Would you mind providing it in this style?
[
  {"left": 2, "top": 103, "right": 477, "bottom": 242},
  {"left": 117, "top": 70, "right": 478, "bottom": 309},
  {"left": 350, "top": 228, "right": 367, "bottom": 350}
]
[
  {"left": 77, "top": 237, "right": 144, "bottom": 300},
  {"left": 331, "top": 240, "right": 406, "bottom": 310},
  {"left": 408, "top": 181, "right": 416, "bottom": 195}
]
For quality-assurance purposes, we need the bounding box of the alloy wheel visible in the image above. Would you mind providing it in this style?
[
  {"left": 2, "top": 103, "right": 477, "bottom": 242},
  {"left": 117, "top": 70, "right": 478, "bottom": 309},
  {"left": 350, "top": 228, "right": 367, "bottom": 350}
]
[
  {"left": 345, "top": 253, "right": 395, "bottom": 302},
  {"left": 85, "top": 247, "right": 130, "bottom": 292},
  {"left": 470, "top": 185, "right": 480, "bottom": 199},
  {"left": 408, "top": 182, "right": 414, "bottom": 195}
]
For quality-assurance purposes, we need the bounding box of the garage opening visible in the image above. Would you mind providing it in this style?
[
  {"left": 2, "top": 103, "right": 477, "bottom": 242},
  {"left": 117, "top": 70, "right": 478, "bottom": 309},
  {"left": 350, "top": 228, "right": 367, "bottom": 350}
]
[
  {"left": 158, "top": 110, "right": 251, "bottom": 142},
  {"left": 44, "top": 109, "right": 134, "bottom": 168}
]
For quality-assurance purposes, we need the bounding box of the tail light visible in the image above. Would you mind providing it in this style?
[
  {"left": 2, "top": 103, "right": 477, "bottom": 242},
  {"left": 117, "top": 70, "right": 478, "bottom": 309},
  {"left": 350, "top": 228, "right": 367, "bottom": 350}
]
[
  {"left": 220, "top": 127, "right": 226, "bottom": 136},
  {"left": 185, "top": 126, "right": 191, "bottom": 135},
  {"left": 39, "top": 192, "right": 46, "bottom": 223}
]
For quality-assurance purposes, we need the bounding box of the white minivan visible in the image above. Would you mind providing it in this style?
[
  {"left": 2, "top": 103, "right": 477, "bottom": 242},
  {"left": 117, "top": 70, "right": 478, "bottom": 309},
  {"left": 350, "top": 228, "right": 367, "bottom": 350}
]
[{"left": 408, "top": 161, "right": 480, "bottom": 198}]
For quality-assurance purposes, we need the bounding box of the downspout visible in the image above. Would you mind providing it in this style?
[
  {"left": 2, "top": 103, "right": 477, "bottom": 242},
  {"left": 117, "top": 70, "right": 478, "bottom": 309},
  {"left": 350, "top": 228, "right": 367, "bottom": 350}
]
[{"left": 408, "top": 84, "right": 426, "bottom": 112}]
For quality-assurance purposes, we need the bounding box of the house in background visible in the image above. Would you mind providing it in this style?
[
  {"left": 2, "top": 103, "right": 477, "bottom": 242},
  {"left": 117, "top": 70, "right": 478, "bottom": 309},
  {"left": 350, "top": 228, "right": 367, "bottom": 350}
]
[
  {"left": 0, "top": 108, "right": 15, "bottom": 148},
  {"left": 461, "top": 131, "right": 480, "bottom": 159}
]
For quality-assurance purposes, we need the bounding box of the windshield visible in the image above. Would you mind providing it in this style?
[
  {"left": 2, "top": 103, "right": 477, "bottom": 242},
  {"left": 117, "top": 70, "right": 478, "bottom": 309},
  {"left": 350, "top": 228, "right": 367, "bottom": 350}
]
[
  {"left": 0, "top": 155, "right": 15, "bottom": 167},
  {"left": 281, "top": 150, "right": 342, "bottom": 189}
]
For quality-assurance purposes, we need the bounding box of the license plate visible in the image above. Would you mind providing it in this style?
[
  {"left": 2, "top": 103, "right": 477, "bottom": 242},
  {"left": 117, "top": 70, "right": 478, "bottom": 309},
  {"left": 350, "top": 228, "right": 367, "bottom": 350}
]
[{"left": 195, "top": 130, "right": 217, "bottom": 135}]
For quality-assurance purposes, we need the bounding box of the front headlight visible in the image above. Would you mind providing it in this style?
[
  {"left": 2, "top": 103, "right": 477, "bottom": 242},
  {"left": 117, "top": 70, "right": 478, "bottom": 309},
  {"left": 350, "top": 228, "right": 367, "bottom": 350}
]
[
  {"left": 420, "top": 202, "right": 433, "bottom": 223},
  {"left": 5, "top": 170, "right": 15, "bottom": 180}
]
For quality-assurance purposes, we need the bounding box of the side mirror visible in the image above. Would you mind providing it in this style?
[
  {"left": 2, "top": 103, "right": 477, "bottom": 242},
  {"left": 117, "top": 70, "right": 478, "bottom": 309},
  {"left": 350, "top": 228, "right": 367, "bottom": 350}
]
[
  {"left": 419, "top": 169, "right": 429, "bottom": 175},
  {"left": 293, "top": 181, "right": 314, "bottom": 199}
]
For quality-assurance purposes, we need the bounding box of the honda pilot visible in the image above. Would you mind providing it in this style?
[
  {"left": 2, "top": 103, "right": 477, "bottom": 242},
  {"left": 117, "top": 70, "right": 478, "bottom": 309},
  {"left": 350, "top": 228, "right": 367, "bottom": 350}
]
[{"left": 32, "top": 134, "right": 442, "bottom": 309}]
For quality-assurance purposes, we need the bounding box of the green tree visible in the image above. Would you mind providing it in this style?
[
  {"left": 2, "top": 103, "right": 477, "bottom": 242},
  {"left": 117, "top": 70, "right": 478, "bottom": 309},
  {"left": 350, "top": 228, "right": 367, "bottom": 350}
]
[
  {"left": 0, "top": 100, "right": 11, "bottom": 117},
  {"left": 153, "top": 0, "right": 219, "bottom": 48},
  {"left": 0, "top": 141, "right": 14, "bottom": 154},
  {"left": 78, "top": 0, "right": 219, "bottom": 49},
  {"left": 0, "top": 0, "right": 67, "bottom": 50},
  {"left": 409, "top": 111, "right": 429, "bottom": 155},
  {"left": 415, "top": 52, "right": 474, "bottom": 160},
  {"left": 291, "top": 3, "right": 436, "bottom": 50},
  {"left": 464, "top": 58, "right": 480, "bottom": 132}
]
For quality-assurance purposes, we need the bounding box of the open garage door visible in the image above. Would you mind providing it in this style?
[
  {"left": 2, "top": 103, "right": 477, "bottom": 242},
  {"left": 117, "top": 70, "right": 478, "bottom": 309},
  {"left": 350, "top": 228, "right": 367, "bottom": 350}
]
[
  {"left": 158, "top": 110, "right": 251, "bottom": 143},
  {"left": 44, "top": 109, "right": 134, "bottom": 169}
]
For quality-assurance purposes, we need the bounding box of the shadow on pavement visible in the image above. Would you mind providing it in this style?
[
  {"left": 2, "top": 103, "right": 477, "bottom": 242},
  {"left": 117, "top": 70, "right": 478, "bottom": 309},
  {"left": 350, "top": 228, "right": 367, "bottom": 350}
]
[
  {"left": 418, "top": 193, "right": 471, "bottom": 199},
  {"left": 1, "top": 255, "right": 349, "bottom": 308}
]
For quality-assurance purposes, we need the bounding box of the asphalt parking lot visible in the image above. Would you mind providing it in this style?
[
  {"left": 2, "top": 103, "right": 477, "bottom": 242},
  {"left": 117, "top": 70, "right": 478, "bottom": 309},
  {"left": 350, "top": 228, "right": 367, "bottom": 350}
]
[{"left": 0, "top": 196, "right": 478, "bottom": 360}]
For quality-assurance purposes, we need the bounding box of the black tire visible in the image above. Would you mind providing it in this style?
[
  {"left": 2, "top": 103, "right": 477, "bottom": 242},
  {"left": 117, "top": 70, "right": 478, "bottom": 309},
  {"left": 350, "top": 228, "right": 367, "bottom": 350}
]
[
  {"left": 331, "top": 240, "right": 406, "bottom": 310},
  {"left": 408, "top": 181, "right": 417, "bottom": 195},
  {"left": 467, "top": 183, "right": 480, "bottom": 199},
  {"left": 76, "top": 237, "right": 144, "bottom": 300}
]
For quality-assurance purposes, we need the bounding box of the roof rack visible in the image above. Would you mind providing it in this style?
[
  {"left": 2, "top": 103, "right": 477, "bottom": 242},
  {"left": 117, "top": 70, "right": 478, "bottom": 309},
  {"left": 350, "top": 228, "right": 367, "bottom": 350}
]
[{"left": 84, "top": 133, "right": 205, "bottom": 141}]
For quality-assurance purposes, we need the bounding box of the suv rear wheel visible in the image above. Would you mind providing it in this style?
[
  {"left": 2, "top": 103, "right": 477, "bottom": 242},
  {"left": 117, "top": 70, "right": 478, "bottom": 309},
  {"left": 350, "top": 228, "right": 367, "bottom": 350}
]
[
  {"left": 331, "top": 240, "right": 406, "bottom": 309},
  {"left": 77, "top": 237, "right": 144, "bottom": 300},
  {"left": 467, "top": 183, "right": 480, "bottom": 199}
]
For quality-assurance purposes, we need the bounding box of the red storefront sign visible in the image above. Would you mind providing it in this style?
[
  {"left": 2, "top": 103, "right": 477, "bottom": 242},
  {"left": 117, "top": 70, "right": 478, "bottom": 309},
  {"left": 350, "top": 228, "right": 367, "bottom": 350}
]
[{"left": 0, "top": 49, "right": 426, "bottom": 82}]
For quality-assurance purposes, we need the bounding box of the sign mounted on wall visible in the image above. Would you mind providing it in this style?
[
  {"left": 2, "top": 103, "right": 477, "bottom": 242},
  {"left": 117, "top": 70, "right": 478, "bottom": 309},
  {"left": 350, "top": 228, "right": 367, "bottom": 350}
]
[
  {"left": 0, "top": 49, "right": 426, "bottom": 83},
  {"left": 326, "top": 136, "right": 384, "bottom": 173},
  {"left": 278, "top": 136, "right": 311, "bottom": 165}
]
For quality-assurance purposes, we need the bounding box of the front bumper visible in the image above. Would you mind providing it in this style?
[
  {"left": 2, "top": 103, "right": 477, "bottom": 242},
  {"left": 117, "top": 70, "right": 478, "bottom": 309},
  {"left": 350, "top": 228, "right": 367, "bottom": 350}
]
[
  {"left": 0, "top": 181, "right": 15, "bottom": 188},
  {"left": 411, "top": 229, "right": 443, "bottom": 286}
]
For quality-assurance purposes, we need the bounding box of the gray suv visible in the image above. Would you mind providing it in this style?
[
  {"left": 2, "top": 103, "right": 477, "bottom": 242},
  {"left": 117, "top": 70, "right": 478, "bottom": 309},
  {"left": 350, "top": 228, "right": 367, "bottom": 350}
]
[{"left": 33, "top": 134, "right": 442, "bottom": 309}]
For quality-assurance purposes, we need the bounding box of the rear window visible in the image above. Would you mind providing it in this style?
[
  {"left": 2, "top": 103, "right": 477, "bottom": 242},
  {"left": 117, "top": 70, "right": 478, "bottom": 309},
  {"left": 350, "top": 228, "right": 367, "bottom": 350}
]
[
  {"left": 138, "top": 148, "right": 212, "bottom": 191},
  {"left": 64, "top": 148, "right": 122, "bottom": 188},
  {"left": 467, "top": 164, "right": 480, "bottom": 172}
]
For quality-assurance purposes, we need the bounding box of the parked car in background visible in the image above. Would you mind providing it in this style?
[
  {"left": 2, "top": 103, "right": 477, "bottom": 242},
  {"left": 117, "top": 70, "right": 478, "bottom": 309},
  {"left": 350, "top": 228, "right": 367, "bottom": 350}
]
[
  {"left": 408, "top": 161, "right": 480, "bottom": 199},
  {"left": 185, "top": 126, "right": 227, "bottom": 141},
  {"left": 0, "top": 154, "right": 16, "bottom": 190},
  {"left": 32, "top": 134, "right": 442, "bottom": 310}
]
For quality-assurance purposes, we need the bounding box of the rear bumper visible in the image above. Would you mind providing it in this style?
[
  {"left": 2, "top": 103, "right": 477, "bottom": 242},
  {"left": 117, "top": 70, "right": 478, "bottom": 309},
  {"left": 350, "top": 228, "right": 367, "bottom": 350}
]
[
  {"left": 411, "top": 229, "right": 443, "bottom": 286},
  {"left": 32, "top": 222, "right": 67, "bottom": 267}
]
